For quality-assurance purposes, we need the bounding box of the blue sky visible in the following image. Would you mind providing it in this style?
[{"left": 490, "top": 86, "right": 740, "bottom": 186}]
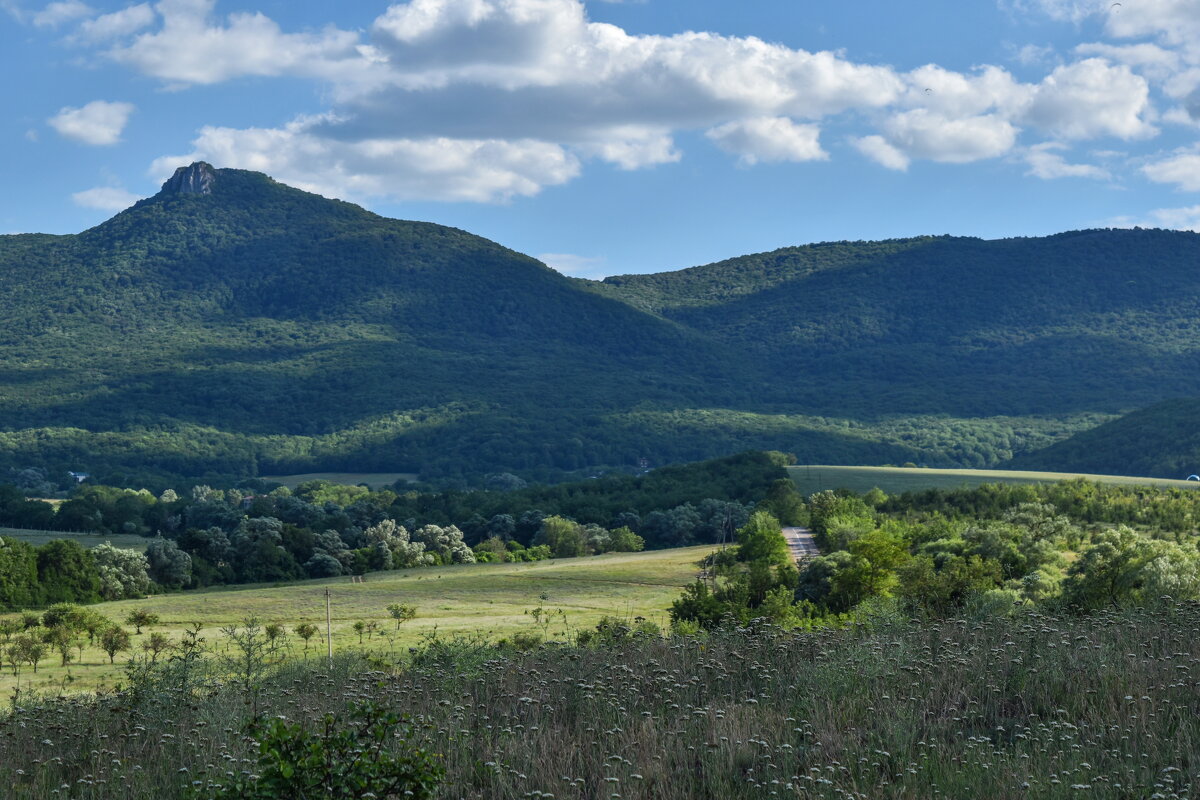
[{"left": 3, "top": 0, "right": 1200, "bottom": 277}]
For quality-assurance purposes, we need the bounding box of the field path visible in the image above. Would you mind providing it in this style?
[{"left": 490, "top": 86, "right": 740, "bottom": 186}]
[{"left": 782, "top": 527, "right": 819, "bottom": 565}]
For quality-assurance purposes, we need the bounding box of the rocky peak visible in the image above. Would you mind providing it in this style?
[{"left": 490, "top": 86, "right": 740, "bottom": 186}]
[{"left": 160, "top": 162, "right": 216, "bottom": 195}]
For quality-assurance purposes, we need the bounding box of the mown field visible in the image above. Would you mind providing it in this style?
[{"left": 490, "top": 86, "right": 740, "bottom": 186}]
[
  {"left": 0, "top": 546, "right": 710, "bottom": 697},
  {"left": 788, "top": 464, "right": 1200, "bottom": 495},
  {"left": 0, "top": 528, "right": 149, "bottom": 550},
  {"left": 260, "top": 471, "right": 419, "bottom": 489}
]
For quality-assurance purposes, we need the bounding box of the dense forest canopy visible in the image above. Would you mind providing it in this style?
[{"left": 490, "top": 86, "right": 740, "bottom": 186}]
[
  {"left": 1008, "top": 397, "right": 1200, "bottom": 479},
  {"left": 3, "top": 163, "right": 1200, "bottom": 481}
]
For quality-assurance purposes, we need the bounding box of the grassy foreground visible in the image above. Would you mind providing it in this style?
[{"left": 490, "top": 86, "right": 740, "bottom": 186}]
[
  {"left": 788, "top": 464, "right": 1200, "bottom": 496},
  {"left": 2, "top": 603, "right": 1197, "bottom": 799},
  {"left": 0, "top": 547, "right": 710, "bottom": 697}
]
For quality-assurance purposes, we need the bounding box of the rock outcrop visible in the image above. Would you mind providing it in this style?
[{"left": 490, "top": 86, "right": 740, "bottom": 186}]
[{"left": 160, "top": 162, "right": 215, "bottom": 195}]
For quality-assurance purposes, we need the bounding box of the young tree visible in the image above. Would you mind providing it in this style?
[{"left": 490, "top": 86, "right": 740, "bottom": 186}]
[
  {"left": 294, "top": 623, "right": 319, "bottom": 656},
  {"left": 125, "top": 609, "right": 159, "bottom": 635},
  {"left": 141, "top": 631, "right": 173, "bottom": 663},
  {"left": 99, "top": 626, "right": 131, "bottom": 663},
  {"left": 353, "top": 620, "right": 367, "bottom": 645},
  {"left": 44, "top": 625, "right": 78, "bottom": 667},
  {"left": 386, "top": 603, "right": 417, "bottom": 630}
]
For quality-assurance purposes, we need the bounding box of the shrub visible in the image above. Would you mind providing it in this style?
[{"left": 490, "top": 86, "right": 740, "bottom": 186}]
[{"left": 193, "top": 701, "right": 443, "bottom": 800}]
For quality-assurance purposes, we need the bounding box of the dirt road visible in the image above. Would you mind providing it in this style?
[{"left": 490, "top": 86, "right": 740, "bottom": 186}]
[{"left": 781, "top": 526, "right": 819, "bottom": 564}]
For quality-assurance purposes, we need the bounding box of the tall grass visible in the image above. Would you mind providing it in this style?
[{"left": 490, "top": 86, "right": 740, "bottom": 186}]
[{"left": 1, "top": 603, "right": 1197, "bottom": 798}]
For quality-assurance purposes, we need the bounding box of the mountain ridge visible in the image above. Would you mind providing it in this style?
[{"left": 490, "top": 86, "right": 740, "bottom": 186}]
[{"left": 2, "top": 164, "right": 1200, "bottom": 482}]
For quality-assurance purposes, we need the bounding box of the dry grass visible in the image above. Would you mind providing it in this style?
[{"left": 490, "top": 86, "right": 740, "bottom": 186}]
[{"left": 1, "top": 603, "right": 1196, "bottom": 799}]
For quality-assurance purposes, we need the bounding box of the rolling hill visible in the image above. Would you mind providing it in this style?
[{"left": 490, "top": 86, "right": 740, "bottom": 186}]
[
  {"left": 3, "top": 162, "right": 1200, "bottom": 481},
  {"left": 1007, "top": 397, "right": 1200, "bottom": 479}
]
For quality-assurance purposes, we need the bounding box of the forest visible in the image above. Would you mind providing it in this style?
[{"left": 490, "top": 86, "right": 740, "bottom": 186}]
[{"left": 2, "top": 165, "right": 1200, "bottom": 481}]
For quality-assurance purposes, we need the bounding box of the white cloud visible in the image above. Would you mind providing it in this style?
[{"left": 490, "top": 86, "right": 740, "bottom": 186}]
[
  {"left": 30, "top": 0, "right": 1169, "bottom": 202},
  {"left": 71, "top": 186, "right": 141, "bottom": 211},
  {"left": 32, "top": 0, "right": 91, "bottom": 27},
  {"left": 1013, "top": 43, "right": 1057, "bottom": 67},
  {"left": 1023, "top": 142, "right": 1111, "bottom": 179},
  {"left": 1142, "top": 204, "right": 1200, "bottom": 230},
  {"left": 47, "top": 100, "right": 134, "bottom": 145},
  {"left": 706, "top": 117, "right": 827, "bottom": 165},
  {"left": 1111, "top": 204, "right": 1200, "bottom": 230},
  {"left": 1024, "top": 59, "right": 1154, "bottom": 140},
  {"left": 1074, "top": 42, "right": 1180, "bottom": 81},
  {"left": 1103, "top": 0, "right": 1200, "bottom": 55},
  {"left": 881, "top": 109, "right": 1018, "bottom": 164},
  {"left": 76, "top": 3, "right": 154, "bottom": 41},
  {"left": 538, "top": 252, "right": 607, "bottom": 277},
  {"left": 150, "top": 120, "right": 581, "bottom": 203},
  {"left": 852, "top": 135, "right": 910, "bottom": 171},
  {"left": 1142, "top": 151, "right": 1200, "bottom": 190},
  {"left": 108, "top": 0, "right": 361, "bottom": 85},
  {"left": 575, "top": 127, "right": 680, "bottom": 170}
]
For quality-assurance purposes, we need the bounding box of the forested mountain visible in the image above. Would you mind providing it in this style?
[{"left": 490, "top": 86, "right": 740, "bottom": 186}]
[
  {"left": 592, "top": 229, "right": 1200, "bottom": 417},
  {"left": 2, "top": 162, "right": 1200, "bottom": 482},
  {"left": 1007, "top": 398, "right": 1200, "bottom": 479}
]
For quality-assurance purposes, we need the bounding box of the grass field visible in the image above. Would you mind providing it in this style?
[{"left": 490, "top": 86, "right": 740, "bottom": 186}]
[
  {"left": 788, "top": 464, "right": 1200, "bottom": 495},
  {"left": 0, "top": 546, "right": 711, "bottom": 697},
  {"left": 261, "top": 471, "right": 419, "bottom": 488},
  {"left": 0, "top": 528, "right": 149, "bottom": 550}
]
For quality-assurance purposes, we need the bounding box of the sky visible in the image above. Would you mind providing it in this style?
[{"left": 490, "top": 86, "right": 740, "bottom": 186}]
[{"left": 3, "top": 0, "right": 1200, "bottom": 278}]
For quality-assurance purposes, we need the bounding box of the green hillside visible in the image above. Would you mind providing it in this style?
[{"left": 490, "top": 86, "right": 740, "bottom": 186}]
[
  {"left": 1008, "top": 398, "right": 1200, "bottom": 478},
  {"left": 593, "top": 230, "right": 1200, "bottom": 417},
  {"left": 4, "top": 163, "right": 1200, "bottom": 481}
]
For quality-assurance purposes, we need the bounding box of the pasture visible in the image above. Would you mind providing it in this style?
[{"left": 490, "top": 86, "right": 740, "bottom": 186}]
[
  {"left": 0, "top": 528, "right": 149, "bottom": 550},
  {"left": 788, "top": 464, "right": 1200, "bottom": 496},
  {"left": 260, "top": 471, "right": 419, "bottom": 488},
  {"left": 0, "top": 545, "right": 711, "bottom": 697}
]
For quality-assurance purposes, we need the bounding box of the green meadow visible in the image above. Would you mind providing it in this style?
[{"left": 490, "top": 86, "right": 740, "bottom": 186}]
[
  {"left": 788, "top": 464, "right": 1200, "bottom": 496},
  {"left": 259, "top": 471, "right": 419, "bottom": 489},
  {"left": 0, "top": 546, "right": 710, "bottom": 697}
]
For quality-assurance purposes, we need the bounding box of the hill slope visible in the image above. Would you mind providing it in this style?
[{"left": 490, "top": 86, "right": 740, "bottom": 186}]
[
  {"left": 1008, "top": 398, "right": 1200, "bottom": 478},
  {"left": 4, "top": 164, "right": 1200, "bottom": 480},
  {"left": 591, "top": 229, "right": 1200, "bottom": 417}
]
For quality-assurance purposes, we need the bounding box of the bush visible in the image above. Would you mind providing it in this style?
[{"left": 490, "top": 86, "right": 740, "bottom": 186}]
[{"left": 194, "top": 700, "right": 443, "bottom": 800}]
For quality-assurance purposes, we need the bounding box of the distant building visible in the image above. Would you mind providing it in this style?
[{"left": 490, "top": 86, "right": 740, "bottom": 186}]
[
  {"left": 68, "top": 471, "right": 89, "bottom": 483},
  {"left": 637, "top": 456, "right": 650, "bottom": 469}
]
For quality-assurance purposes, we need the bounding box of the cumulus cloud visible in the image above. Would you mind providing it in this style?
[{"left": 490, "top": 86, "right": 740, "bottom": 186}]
[
  {"left": 1142, "top": 150, "right": 1200, "bottom": 190},
  {"left": 71, "top": 186, "right": 141, "bottom": 211},
  {"left": 1023, "top": 142, "right": 1111, "bottom": 179},
  {"left": 852, "top": 135, "right": 910, "bottom": 171},
  {"left": 880, "top": 110, "right": 1018, "bottom": 164},
  {"left": 32, "top": 0, "right": 91, "bottom": 27},
  {"left": 32, "top": 0, "right": 1175, "bottom": 201},
  {"left": 1142, "top": 204, "right": 1200, "bottom": 230},
  {"left": 706, "top": 117, "right": 827, "bottom": 165},
  {"left": 76, "top": 3, "right": 154, "bottom": 41},
  {"left": 47, "top": 100, "right": 134, "bottom": 145},
  {"left": 107, "top": 0, "right": 361, "bottom": 85},
  {"left": 150, "top": 120, "right": 581, "bottom": 203},
  {"left": 1023, "top": 59, "right": 1154, "bottom": 139}
]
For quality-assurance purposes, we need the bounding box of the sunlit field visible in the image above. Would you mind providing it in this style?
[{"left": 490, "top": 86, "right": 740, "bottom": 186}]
[{"left": 0, "top": 546, "right": 710, "bottom": 697}]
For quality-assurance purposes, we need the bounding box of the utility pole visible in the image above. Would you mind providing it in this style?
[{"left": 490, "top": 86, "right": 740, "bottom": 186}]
[{"left": 325, "top": 587, "right": 333, "bottom": 667}]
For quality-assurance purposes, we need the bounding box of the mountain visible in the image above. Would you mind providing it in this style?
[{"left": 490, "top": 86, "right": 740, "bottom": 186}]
[
  {"left": 1007, "top": 398, "right": 1200, "bottom": 479},
  {"left": 590, "top": 229, "right": 1200, "bottom": 418},
  {"left": 3, "top": 163, "right": 1200, "bottom": 482}
]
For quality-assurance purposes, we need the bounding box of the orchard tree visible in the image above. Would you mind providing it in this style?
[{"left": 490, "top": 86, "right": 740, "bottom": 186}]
[{"left": 99, "top": 626, "right": 132, "bottom": 664}]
